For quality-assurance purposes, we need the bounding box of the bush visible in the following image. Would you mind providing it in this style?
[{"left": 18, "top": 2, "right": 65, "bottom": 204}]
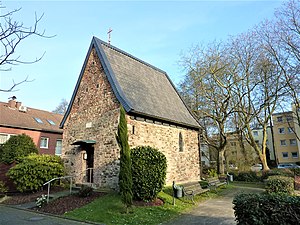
[
  {"left": 0, "top": 134, "right": 38, "bottom": 164},
  {"left": 77, "top": 185, "right": 93, "bottom": 197},
  {"left": 232, "top": 171, "right": 261, "bottom": 182},
  {"left": 233, "top": 193, "right": 300, "bottom": 225},
  {"left": 261, "top": 168, "right": 294, "bottom": 180},
  {"left": 131, "top": 146, "right": 167, "bottom": 201},
  {"left": 0, "top": 181, "right": 8, "bottom": 195},
  {"left": 265, "top": 175, "right": 294, "bottom": 194},
  {"left": 8, "top": 154, "right": 64, "bottom": 192}
]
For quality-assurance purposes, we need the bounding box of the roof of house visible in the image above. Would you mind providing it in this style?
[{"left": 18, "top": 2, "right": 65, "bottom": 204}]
[
  {"left": 61, "top": 37, "right": 200, "bottom": 129},
  {"left": 0, "top": 101, "right": 63, "bottom": 133}
]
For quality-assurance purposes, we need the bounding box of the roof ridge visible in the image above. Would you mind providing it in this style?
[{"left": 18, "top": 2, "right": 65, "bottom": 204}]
[
  {"left": 0, "top": 101, "right": 63, "bottom": 117},
  {"left": 94, "top": 37, "right": 167, "bottom": 75}
]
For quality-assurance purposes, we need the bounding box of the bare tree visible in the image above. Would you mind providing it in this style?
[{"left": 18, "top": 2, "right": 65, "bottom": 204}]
[
  {"left": 0, "top": 4, "right": 52, "bottom": 92},
  {"left": 52, "top": 99, "right": 69, "bottom": 115},
  {"left": 179, "top": 42, "right": 237, "bottom": 175}
]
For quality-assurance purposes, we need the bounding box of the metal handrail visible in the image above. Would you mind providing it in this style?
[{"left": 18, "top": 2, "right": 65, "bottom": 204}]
[
  {"left": 42, "top": 168, "right": 94, "bottom": 203},
  {"left": 43, "top": 176, "right": 73, "bottom": 203}
]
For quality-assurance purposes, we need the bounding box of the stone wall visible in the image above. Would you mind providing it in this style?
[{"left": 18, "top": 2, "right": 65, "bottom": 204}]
[
  {"left": 62, "top": 47, "right": 121, "bottom": 189},
  {"left": 127, "top": 116, "right": 201, "bottom": 185}
]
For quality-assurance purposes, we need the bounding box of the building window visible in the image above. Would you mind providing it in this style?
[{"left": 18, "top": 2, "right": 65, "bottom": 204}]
[
  {"left": 201, "top": 151, "right": 206, "bottom": 156},
  {"left": 253, "top": 131, "right": 258, "bottom": 136},
  {"left": 0, "top": 133, "right": 16, "bottom": 144},
  {"left": 47, "top": 119, "right": 56, "bottom": 125},
  {"left": 277, "top": 116, "right": 283, "bottom": 122},
  {"left": 132, "top": 125, "right": 135, "bottom": 135},
  {"left": 230, "top": 142, "right": 236, "bottom": 146},
  {"left": 40, "top": 137, "right": 49, "bottom": 149},
  {"left": 278, "top": 128, "right": 285, "bottom": 134},
  {"left": 179, "top": 132, "right": 184, "bottom": 152},
  {"left": 55, "top": 139, "right": 62, "bottom": 155},
  {"left": 34, "top": 117, "right": 43, "bottom": 124},
  {"left": 280, "top": 140, "right": 287, "bottom": 146},
  {"left": 282, "top": 152, "right": 288, "bottom": 158},
  {"left": 292, "top": 152, "right": 298, "bottom": 158},
  {"left": 288, "top": 127, "right": 293, "bottom": 133},
  {"left": 290, "top": 139, "right": 297, "bottom": 146},
  {"left": 286, "top": 116, "right": 293, "bottom": 122}
]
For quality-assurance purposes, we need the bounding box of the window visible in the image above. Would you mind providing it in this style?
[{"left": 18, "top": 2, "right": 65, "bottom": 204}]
[
  {"left": 292, "top": 152, "right": 298, "bottom": 158},
  {"left": 282, "top": 152, "right": 288, "bottom": 158},
  {"left": 277, "top": 116, "right": 283, "bottom": 122},
  {"left": 253, "top": 131, "right": 258, "bottom": 136},
  {"left": 179, "top": 132, "right": 184, "bottom": 152},
  {"left": 286, "top": 116, "right": 293, "bottom": 122},
  {"left": 40, "top": 137, "right": 49, "bottom": 148},
  {"left": 0, "top": 133, "right": 15, "bottom": 144},
  {"left": 132, "top": 125, "right": 135, "bottom": 135},
  {"left": 278, "top": 128, "right": 285, "bottom": 134},
  {"left": 230, "top": 142, "right": 237, "bottom": 146},
  {"left": 288, "top": 127, "right": 293, "bottom": 133},
  {"left": 55, "top": 139, "right": 62, "bottom": 155},
  {"left": 201, "top": 151, "right": 206, "bottom": 156},
  {"left": 34, "top": 117, "right": 43, "bottom": 124},
  {"left": 290, "top": 139, "right": 297, "bottom": 146},
  {"left": 280, "top": 140, "right": 287, "bottom": 146},
  {"left": 47, "top": 119, "right": 56, "bottom": 125}
]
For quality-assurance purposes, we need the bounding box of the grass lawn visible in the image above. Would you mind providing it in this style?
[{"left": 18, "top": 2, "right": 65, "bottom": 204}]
[{"left": 65, "top": 185, "right": 232, "bottom": 225}]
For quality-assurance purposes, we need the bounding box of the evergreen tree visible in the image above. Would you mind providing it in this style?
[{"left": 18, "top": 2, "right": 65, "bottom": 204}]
[{"left": 117, "top": 106, "right": 133, "bottom": 212}]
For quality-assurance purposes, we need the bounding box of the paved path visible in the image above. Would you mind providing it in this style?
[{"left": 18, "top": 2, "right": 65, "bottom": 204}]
[
  {"left": 0, "top": 205, "right": 102, "bottom": 225},
  {"left": 164, "top": 185, "right": 264, "bottom": 225}
]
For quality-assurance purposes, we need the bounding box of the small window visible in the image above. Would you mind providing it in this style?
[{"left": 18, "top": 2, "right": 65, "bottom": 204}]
[
  {"left": 96, "top": 84, "right": 99, "bottom": 88},
  {"left": 201, "top": 151, "right": 206, "bottom": 156},
  {"left": 290, "top": 139, "right": 297, "bottom": 146},
  {"left": 280, "top": 140, "right": 287, "bottom": 146},
  {"left": 231, "top": 142, "right": 236, "bottom": 146},
  {"left": 55, "top": 139, "right": 62, "bottom": 155},
  {"left": 132, "top": 125, "right": 135, "bottom": 135},
  {"left": 34, "top": 117, "right": 43, "bottom": 124},
  {"left": 282, "top": 152, "right": 288, "bottom": 158},
  {"left": 253, "top": 131, "right": 258, "bottom": 136},
  {"left": 292, "top": 152, "right": 298, "bottom": 158},
  {"left": 277, "top": 116, "right": 283, "bottom": 122},
  {"left": 40, "top": 137, "right": 49, "bottom": 149},
  {"left": 288, "top": 127, "right": 293, "bottom": 133},
  {"left": 0, "top": 134, "right": 10, "bottom": 144},
  {"left": 278, "top": 128, "right": 285, "bottom": 134},
  {"left": 179, "top": 132, "right": 184, "bottom": 152},
  {"left": 47, "top": 119, "right": 56, "bottom": 125},
  {"left": 286, "top": 116, "right": 293, "bottom": 122}
]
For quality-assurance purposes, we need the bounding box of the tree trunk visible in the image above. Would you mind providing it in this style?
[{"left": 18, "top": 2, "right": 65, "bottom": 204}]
[{"left": 218, "top": 149, "right": 226, "bottom": 175}]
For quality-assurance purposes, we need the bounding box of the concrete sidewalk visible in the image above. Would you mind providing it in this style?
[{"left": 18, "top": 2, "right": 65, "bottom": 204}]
[{"left": 163, "top": 185, "right": 264, "bottom": 225}]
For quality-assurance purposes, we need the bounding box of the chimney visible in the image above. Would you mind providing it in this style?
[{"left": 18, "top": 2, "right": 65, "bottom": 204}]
[
  {"left": 8, "top": 96, "right": 17, "bottom": 109},
  {"left": 16, "top": 102, "right": 22, "bottom": 109}
]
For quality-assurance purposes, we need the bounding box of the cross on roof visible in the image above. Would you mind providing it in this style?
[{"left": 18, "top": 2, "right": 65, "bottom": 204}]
[{"left": 107, "top": 28, "right": 113, "bottom": 44}]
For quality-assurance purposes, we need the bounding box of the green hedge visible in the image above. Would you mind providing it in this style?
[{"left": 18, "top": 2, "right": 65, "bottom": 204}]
[
  {"left": 7, "top": 154, "right": 64, "bottom": 192},
  {"left": 233, "top": 193, "right": 300, "bottom": 225},
  {"left": 265, "top": 175, "right": 294, "bottom": 194},
  {"left": 131, "top": 146, "right": 167, "bottom": 201},
  {"left": 231, "top": 171, "right": 261, "bottom": 182}
]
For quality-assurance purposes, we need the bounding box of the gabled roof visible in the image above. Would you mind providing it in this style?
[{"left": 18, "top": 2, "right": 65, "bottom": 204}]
[
  {"left": 61, "top": 37, "right": 200, "bottom": 129},
  {"left": 0, "top": 101, "right": 63, "bottom": 133}
]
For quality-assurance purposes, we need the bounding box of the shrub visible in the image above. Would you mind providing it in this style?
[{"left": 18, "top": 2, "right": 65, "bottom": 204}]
[
  {"left": 131, "top": 146, "right": 167, "bottom": 201},
  {"left": 265, "top": 175, "right": 294, "bottom": 194},
  {"left": 117, "top": 106, "right": 133, "bottom": 210},
  {"left": 8, "top": 154, "right": 64, "bottom": 192},
  {"left": 232, "top": 171, "right": 261, "bottom": 182},
  {"left": 36, "top": 194, "right": 48, "bottom": 207},
  {"left": 78, "top": 185, "right": 93, "bottom": 197},
  {"left": 208, "top": 169, "right": 217, "bottom": 177},
  {"left": 0, "top": 134, "right": 38, "bottom": 164},
  {"left": 261, "top": 168, "right": 294, "bottom": 180},
  {"left": 233, "top": 193, "right": 300, "bottom": 225},
  {"left": 0, "top": 181, "right": 8, "bottom": 196}
]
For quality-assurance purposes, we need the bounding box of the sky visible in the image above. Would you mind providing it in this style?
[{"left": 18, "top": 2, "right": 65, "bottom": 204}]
[{"left": 0, "top": 0, "right": 285, "bottom": 112}]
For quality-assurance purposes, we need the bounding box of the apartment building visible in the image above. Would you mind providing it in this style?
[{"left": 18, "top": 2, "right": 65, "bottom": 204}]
[{"left": 272, "top": 111, "right": 300, "bottom": 164}]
